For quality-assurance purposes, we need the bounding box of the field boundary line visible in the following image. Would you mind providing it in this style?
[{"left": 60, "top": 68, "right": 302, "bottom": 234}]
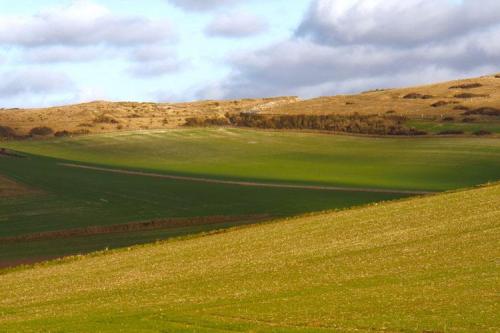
[
  {"left": 59, "top": 163, "right": 434, "bottom": 195},
  {"left": 1, "top": 214, "right": 271, "bottom": 243}
]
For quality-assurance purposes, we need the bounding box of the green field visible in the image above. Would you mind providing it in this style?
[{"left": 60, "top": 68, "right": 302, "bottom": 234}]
[
  {"left": 1, "top": 183, "right": 498, "bottom": 332},
  {"left": 4, "top": 128, "right": 500, "bottom": 191},
  {"left": 1, "top": 128, "right": 500, "bottom": 264},
  {"left": 408, "top": 119, "right": 500, "bottom": 134}
]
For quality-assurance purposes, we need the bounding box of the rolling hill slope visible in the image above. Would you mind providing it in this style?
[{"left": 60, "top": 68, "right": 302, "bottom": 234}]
[
  {"left": 1, "top": 74, "right": 499, "bottom": 137},
  {"left": 1, "top": 184, "right": 498, "bottom": 332}
]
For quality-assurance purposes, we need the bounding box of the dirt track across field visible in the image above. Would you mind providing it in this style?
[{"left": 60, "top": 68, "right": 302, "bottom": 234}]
[
  {"left": 60, "top": 163, "right": 434, "bottom": 195},
  {"left": 1, "top": 214, "right": 271, "bottom": 243}
]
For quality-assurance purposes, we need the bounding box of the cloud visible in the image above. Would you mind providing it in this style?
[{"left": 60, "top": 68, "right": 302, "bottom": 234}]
[
  {"left": 167, "top": 0, "right": 243, "bottom": 12},
  {"left": 22, "top": 46, "right": 115, "bottom": 63},
  {"left": 127, "top": 46, "right": 187, "bottom": 78},
  {"left": 205, "top": 11, "right": 268, "bottom": 38},
  {"left": 0, "top": 69, "right": 74, "bottom": 98},
  {"left": 0, "top": 0, "right": 174, "bottom": 48},
  {"left": 297, "top": 0, "right": 500, "bottom": 47},
  {"left": 206, "top": 0, "right": 500, "bottom": 99}
]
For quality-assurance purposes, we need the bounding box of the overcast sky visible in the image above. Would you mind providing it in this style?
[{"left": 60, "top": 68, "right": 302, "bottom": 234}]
[{"left": 0, "top": 0, "right": 499, "bottom": 108}]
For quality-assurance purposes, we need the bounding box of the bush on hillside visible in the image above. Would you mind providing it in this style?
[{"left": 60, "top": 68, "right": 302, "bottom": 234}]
[
  {"left": 438, "top": 130, "right": 464, "bottom": 135},
  {"left": 29, "top": 126, "right": 54, "bottom": 136},
  {"left": 463, "top": 107, "right": 500, "bottom": 116},
  {"left": 94, "top": 114, "right": 119, "bottom": 124},
  {"left": 185, "top": 113, "right": 427, "bottom": 136},
  {"left": 0, "top": 125, "right": 16, "bottom": 138},
  {"left": 403, "top": 93, "right": 433, "bottom": 100},
  {"left": 431, "top": 101, "right": 455, "bottom": 108},
  {"left": 449, "top": 83, "right": 482, "bottom": 89},
  {"left": 454, "top": 93, "right": 488, "bottom": 99},
  {"left": 473, "top": 130, "right": 492, "bottom": 136},
  {"left": 54, "top": 130, "right": 71, "bottom": 138}
]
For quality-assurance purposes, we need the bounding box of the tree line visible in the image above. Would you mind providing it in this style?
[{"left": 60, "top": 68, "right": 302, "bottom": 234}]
[{"left": 185, "top": 113, "right": 427, "bottom": 136}]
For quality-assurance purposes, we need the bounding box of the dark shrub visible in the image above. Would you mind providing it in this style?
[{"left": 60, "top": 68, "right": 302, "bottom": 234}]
[
  {"left": 449, "top": 83, "right": 482, "bottom": 89},
  {"left": 463, "top": 107, "right": 500, "bottom": 116},
  {"left": 29, "top": 126, "right": 54, "bottom": 136},
  {"left": 442, "top": 117, "right": 455, "bottom": 122},
  {"left": 403, "top": 93, "right": 433, "bottom": 100},
  {"left": 54, "top": 130, "right": 71, "bottom": 138},
  {"left": 462, "top": 117, "right": 476, "bottom": 123},
  {"left": 454, "top": 93, "right": 488, "bottom": 99},
  {"left": 0, "top": 126, "right": 16, "bottom": 138},
  {"left": 431, "top": 101, "right": 453, "bottom": 108},
  {"left": 494, "top": 74, "right": 500, "bottom": 78},
  {"left": 94, "top": 114, "right": 119, "bottom": 124},
  {"left": 473, "top": 130, "right": 492, "bottom": 136},
  {"left": 438, "top": 130, "right": 464, "bottom": 135},
  {"left": 453, "top": 105, "right": 470, "bottom": 111}
]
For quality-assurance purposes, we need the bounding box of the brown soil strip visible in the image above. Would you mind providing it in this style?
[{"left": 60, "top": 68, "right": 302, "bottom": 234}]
[
  {"left": 0, "top": 256, "right": 59, "bottom": 270},
  {"left": 60, "top": 163, "right": 434, "bottom": 195},
  {"left": 0, "top": 175, "right": 38, "bottom": 198},
  {"left": 0, "top": 214, "right": 271, "bottom": 243}
]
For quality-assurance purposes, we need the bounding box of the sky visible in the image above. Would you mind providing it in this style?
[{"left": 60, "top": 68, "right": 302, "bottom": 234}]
[{"left": 0, "top": 0, "right": 499, "bottom": 108}]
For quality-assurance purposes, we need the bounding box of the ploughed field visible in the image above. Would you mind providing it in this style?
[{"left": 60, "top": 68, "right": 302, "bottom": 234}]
[
  {"left": 0, "top": 183, "right": 498, "bottom": 332},
  {"left": 1, "top": 128, "right": 499, "bottom": 265}
]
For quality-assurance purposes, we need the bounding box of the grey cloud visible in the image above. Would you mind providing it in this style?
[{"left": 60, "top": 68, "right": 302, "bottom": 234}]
[
  {"left": 0, "top": 69, "right": 74, "bottom": 98},
  {"left": 297, "top": 0, "right": 500, "bottom": 47},
  {"left": 209, "top": 32, "right": 500, "bottom": 99},
  {"left": 205, "top": 11, "right": 268, "bottom": 38},
  {"left": 203, "top": 0, "right": 500, "bottom": 100}
]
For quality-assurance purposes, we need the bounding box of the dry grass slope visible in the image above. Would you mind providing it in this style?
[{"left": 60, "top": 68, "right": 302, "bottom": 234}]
[
  {"left": 1, "top": 74, "right": 499, "bottom": 137},
  {"left": 0, "top": 97, "right": 298, "bottom": 136},
  {"left": 0, "top": 184, "right": 498, "bottom": 332},
  {"left": 266, "top": 74, "right": 500, "bottom": 117}
]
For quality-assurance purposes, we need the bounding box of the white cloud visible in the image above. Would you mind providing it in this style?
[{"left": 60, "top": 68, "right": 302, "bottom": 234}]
[
  {"left": 167, "top": 0, "right": 243, "bottom": 12},
  {"left": 205, "top": 11, "right": 268, "bottom": 38},
  {"left": 127, "top": 46, "right": 187, "bottom": 78},
  {"left": 0, "top": 0, "right": 174, "bottom": 48}
]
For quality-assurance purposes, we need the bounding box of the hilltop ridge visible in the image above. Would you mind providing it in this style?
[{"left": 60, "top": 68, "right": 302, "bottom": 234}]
[{"left": 1, "top": 74, "right": 500, "bottom": 137}]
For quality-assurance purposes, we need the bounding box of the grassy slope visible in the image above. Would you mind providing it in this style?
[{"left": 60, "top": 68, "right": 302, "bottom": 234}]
[
  {"left": 1, "top": 153, "right": 393, "bottom": 262},
  {"left": 1, "top": 129, "right": 499, "bottom": 263},
  {"left": 0, "top": 184, "right": 498, "bottom": 332},
  {"left": 4, "top": 128, "right": 500, "bottom": 191}
]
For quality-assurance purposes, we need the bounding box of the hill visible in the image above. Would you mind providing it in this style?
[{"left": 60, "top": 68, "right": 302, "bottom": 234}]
[
  {"left": 0, "top": 183, "right": 498, "bottom": 332},
  {"left": 1, "top": 74, "right": 500, "bottom": 137},
  {"left": 0, "top": 97, "right": 298, "bottom": 137},
  {"left": 1, "top": 128, "right": 499, "bottom": 267}
]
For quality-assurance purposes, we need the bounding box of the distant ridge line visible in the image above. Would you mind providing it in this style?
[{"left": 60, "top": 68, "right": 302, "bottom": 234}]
[{"left": 60, "top": 163, "right": 434, "bottom": 195}]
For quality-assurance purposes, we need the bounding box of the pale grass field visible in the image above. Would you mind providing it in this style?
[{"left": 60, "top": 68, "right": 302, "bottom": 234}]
[{"left": 0, "top": 184, "right": 498, "bottom": 332}]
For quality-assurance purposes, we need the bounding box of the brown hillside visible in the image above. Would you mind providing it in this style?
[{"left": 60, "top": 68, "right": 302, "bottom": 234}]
[
  {"left": 1, "top": 74, "right": 499, "bottom": 137},
  {"left": 0, "top": 97, "right": 298, "bottom": 136},
  {"left": 264, "top": 74, "right": 500, "bottom": 117}
]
